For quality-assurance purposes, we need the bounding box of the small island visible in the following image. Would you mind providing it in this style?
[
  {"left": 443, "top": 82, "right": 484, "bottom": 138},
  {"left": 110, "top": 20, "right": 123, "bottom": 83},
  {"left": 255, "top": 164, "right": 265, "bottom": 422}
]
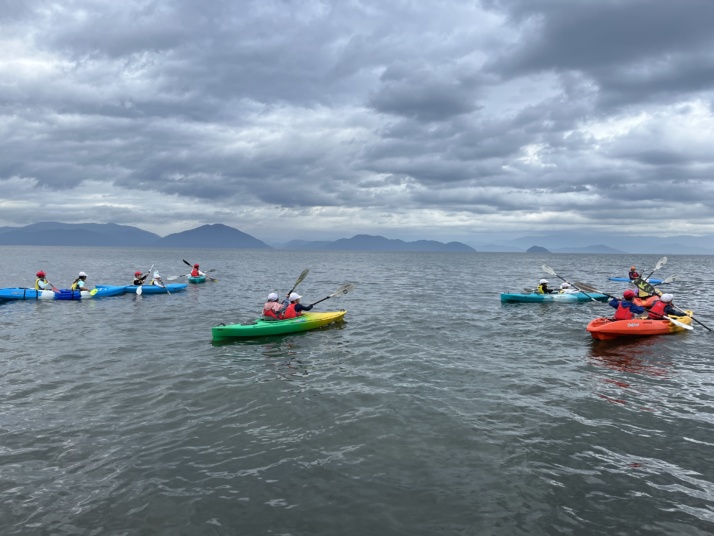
[{"left": 526, "top": 245, "right": 551, "bottom": 253}]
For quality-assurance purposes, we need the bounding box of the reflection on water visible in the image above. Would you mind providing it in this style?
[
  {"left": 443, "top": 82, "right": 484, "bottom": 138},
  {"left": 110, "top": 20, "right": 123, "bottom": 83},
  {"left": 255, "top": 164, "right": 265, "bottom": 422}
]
[{"left": 587, "top": 337, "right": 674, "bottom": 377}]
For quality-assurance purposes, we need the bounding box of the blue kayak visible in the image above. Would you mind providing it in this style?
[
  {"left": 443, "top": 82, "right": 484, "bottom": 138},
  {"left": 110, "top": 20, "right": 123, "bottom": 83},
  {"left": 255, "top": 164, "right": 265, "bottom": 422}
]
[
  {"left": 97, "top": 284, "right": 188, "bottom": 294},
  {"left": 608, "top": 277, "right": 663, "bottom": 284},
  {"left": 0, "top": 286, "right": 126, "bottom": 300},
  {"left": 500, "top": 291, "right": 608, "bottom": 303}
]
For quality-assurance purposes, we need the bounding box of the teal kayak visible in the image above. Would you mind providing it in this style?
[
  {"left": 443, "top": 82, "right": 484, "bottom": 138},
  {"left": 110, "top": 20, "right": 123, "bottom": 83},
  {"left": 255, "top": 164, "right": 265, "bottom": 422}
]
[
  {"left": 212, "top": 311, "right": 346, "bottom": 340},
  {"left": 500, "top": 292, "right": 608, "bottom": 303},
  {"left": 188, "top": 275, "right": 206, "bottom": 284}
]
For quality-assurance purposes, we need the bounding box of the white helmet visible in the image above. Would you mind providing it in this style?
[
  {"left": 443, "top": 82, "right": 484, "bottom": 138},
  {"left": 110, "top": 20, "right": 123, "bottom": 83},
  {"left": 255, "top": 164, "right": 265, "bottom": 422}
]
[
  {"left": 289, "top": 292, "right": 301, "bottom": 301},
  {"left": 539, "top": 279, "right": 548, "bottom": 284},
  {"left": 661, "top": 293, "right": 674, "bottom": 303},
  {"left": 153, "top": 271, "right": 160, "bottom": 277},
  {"left": 78, "top": 271, "right": 88, "bottom": 277},
  {"left": 268, "top": 292, "right": 278, "bottom": 301},
  {"left": 560, "top": 283, "right": 570, "bottom": 289}
]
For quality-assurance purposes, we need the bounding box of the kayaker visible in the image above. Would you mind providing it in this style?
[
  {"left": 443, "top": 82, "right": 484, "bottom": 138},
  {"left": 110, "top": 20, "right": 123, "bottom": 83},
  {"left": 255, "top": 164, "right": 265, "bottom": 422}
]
[
  {"left": 150, "top": 271, "right": 165, "bottom": 286},
  {"left": 536, "top": 279, "right": 554, "bottom": 294},
  {"left": 190, "top": 264, "right": 205, "bottom": 277},
  {"left": 648, "top": 293, "right": 679, "bottom": 320},
  {"left": 609, "top": 289, "right": 646, "bottom": 320},
  {"left": 263, "top": 292, "right": 282, "bottom": 319},
  {"left": 71, "top": 271, "right": 91, "bottom": 291},
  {"left": 628, "top": 266, "right": 640, "bottom": 281},
  {"left": 35, "top": 270, "right": 54, "bottom": 291},
  {"left": 558, "top": 282, "right": 579, "bottom": 294},
  {"left": 133, "top": 270, "right": 149, "bottom": 286},
  {"left": 279, "top": 292, "right": 314, "bottom": 319}
]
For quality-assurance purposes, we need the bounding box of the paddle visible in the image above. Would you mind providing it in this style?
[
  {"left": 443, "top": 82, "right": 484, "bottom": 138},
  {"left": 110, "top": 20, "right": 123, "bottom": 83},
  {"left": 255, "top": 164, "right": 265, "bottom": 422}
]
[
  {"left": 308, "top": 283, "right": 356, "bottom": 307},
  {"left": 136, "top": 265, "right": 154, "bottom": 295},
  {"left": 670, "top": 305, "right": 712, "bottom": 332},
  {"left": 542, "top": 265, "right": 598, "bottom": 302},
  {"left": 575, "top": 282, "right": 693, "bottom": 331},
  {"left": 152, "top": 271, "right": 171, "bottom": 295},
  {"left": 641, "top": 256, "right": 667, "bottom": 283},
  {"left": 287, "top": 268, "right": 309, "bottom": 298}
]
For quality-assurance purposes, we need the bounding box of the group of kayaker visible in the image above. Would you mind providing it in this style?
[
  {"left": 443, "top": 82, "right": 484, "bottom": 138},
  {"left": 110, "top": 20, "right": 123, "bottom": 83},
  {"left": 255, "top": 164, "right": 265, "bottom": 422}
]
[
  {"left": 609, "top": 289, "right": 680, "bottom": 320},
  {"left": 263, "top": 291, "right": 314, "bottom": 320},
  {"left": 33, "top": 265, "right": 181, "bottom": 293}
]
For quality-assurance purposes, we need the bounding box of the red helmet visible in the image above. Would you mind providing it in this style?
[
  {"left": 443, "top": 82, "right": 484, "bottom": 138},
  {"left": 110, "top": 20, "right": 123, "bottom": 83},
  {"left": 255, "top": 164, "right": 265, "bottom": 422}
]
[
  {"left": 623, "top": 289, "right": 636, "bottom": 299},
  {"left": 36, "top": 270, "right": 46, "bottom": 277},
  {"left": 135, "top": 271, "right": 143, "bottom": 276},
  {"left": 193, "top": 264, "right": 199, "bottom": 268}
]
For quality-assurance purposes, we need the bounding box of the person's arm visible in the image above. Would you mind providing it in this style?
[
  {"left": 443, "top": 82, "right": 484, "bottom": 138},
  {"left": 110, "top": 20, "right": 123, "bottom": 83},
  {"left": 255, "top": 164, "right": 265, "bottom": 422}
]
[
  {"left": 609, "top": 298, "right": 619, "bottom": 309},
  {"left": 296, "top": 303, "right": 313, "bottom": 313}
]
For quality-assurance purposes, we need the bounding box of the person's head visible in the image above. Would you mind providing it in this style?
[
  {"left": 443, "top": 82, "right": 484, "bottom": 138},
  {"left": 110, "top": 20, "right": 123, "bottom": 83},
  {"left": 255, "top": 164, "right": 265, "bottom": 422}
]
[
  {"left": 539, "top": 279, "right": 548, "bottom": 285},
  {"left": 78, "top": 271, "right": 87, "bottom": 279},
  {"left": 153, "top": 271, "right": 161, "bottom": 278},
  {"left": 134, "top": 271, "right": 142, "bottom": 277},
  {"left": 661, "top": 293, "right": 674, "bottom": 303},
  {"left": 631, "top": 265, "right": 636, "bottom": 270},
  {"left": 36, "top": 270, "right": 46, "bottom": 278},
  {"left": 560, "top": 282, "right": 570, "bottom": 289},
  {"left": 194, "top": 264, "right": 199, "bottom": 268},
  {"left": 267, "top": 292, "right": 278, "bottom": 301},
  {"left": 623, "top": 289, "right": 636, "bottom": 301},
  {"left": 289, "top": 292, "right": 301, "bottom": 302}
]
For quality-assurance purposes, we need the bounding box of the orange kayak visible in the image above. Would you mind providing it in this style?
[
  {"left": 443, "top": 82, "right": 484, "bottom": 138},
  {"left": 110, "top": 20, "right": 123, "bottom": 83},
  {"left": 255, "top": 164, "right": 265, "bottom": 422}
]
[
  {"left": 633, "top": 295, "right": 658, "bottom": 308},
  {"left": 586, "top": 311, "right": 693, "bottom": 340}
]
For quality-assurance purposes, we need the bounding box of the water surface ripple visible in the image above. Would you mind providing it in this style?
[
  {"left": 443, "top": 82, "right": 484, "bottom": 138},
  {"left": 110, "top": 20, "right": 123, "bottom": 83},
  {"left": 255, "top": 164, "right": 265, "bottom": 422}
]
[{"left": 1, "top": 248, "right": 713, "bottom": 535}]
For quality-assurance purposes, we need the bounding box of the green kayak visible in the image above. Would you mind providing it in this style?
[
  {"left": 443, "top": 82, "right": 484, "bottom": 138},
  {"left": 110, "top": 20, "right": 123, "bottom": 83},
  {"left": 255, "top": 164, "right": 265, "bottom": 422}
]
[
  {"left": 211, "top": 310, "right": 346, "bottom": 340},
  {"left": 188, "top": 275, "right": 206, "bottom": 284}
]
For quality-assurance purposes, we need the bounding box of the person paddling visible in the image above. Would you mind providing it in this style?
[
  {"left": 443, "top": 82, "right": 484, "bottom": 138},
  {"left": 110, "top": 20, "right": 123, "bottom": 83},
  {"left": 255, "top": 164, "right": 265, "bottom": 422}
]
[
  {"left": 150, "top": 271, "right": 165, "bottom": 286},
  {"left": 71, "top": 271, "right": 92, "bottom": 292},
  {"left": 35, "top": 270, "right": 54, "bottom": 291},
  {"left": 609, "top": 289, "right": 645, "bottom": 320},
  {"left": 263, "top": 292, "right": 282, "bottom": 319},
  {"left": 190, "top": 263, "right": 205, "bottom": 277},
  {"left": 647, "top": 293, "right": 679, "bottom": 320},
  {"left": 558, "top": 282, "right": 579, "bottom": 294},
  {"left": 133, "top": 270, "right": 149, "bottom": 286},
  {"left": 536, "top": 279, "right": 554, "bottom": 294},
  {"left": 278, "top": 292, "right": 314, "bottom": 319},
  {"left": 628, "top": 265, "right": 640, "bottom": 281}
]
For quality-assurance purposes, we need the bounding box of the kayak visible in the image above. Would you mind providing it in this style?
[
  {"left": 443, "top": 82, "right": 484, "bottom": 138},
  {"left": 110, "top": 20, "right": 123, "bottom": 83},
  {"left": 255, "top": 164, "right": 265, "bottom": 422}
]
[
  {"left": 97, "top": 284, "right": 188, "bottom": 294},
  {"left": 608, "top": 277, "right": 663, "bottom": 284},
  {"left": 500, "top": 292, "right": 608, "bottom": 303},
  {"left": 633, "top": 295, "right": 658, "bottom": 308},
  {"left": 212, "top": 310, "right": 346, "bottom": 340},
  {"left": 586, "top": 310, "right": 693, "bottom": 340},
  {"left": 0, "top": 286, "right": 126, "bottom": 300},
  {"left": 188, "top": 275, "right": 206, "bottom": 284}
]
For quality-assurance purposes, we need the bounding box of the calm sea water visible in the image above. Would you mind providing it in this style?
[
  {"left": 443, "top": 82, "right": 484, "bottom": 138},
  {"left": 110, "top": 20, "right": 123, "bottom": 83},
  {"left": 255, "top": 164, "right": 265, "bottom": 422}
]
[{"left": 1, "top": 247, "right": 713, "bottom": 535}]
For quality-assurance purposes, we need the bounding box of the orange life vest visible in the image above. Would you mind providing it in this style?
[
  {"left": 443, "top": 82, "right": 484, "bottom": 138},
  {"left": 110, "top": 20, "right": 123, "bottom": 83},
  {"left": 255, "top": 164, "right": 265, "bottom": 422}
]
[{"left": 648, "top": 300, "right": 668, "bottom": 320}]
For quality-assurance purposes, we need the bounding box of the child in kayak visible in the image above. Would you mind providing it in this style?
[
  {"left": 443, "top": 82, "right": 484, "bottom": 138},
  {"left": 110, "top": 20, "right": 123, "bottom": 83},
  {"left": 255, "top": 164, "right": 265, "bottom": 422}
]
[
  {"left": 133, "top": 270, "right": 149, "bottom": 285},
  {"left": 150, "top": 271, "right": 165, "bottom": 286},
  {"left": 71, "top": 271, "right": 91, "bottom": 291},
  {"left": 263, "top": 292, "right": 282, "bottom": 319},
  {"left": 35, "top": 270, "right": 54, "bottom": 291},
  {"left": 647, "top": 293, "right": 679, "bottom": 320},
  {"left": 536, "top": 279, "right": 554, "bottom": 294},
  {"left": 558, "top": 283, "right": 579, "bottom": 294},
  {"left": 609, "top": 289, "right": 646, "bottom": 319},
  {"left": 278, "top": 292, "right": 314, "bottom": 319},
  {"left": 628, "top": 266, "right": 640, "bottom": 280},
  {"left": 190, "top": 264, "right": 205, "bottom": 277}
]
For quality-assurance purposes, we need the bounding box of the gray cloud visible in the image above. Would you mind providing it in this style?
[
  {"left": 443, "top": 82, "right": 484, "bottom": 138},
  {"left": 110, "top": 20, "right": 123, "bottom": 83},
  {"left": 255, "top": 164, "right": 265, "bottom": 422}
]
[{"left": 1, "top": 0, "right": 714, "bottom": 244}]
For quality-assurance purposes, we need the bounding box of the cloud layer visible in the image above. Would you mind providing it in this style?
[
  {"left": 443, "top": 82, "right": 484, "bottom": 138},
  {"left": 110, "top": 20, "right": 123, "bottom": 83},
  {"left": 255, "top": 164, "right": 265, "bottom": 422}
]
[{"left": 2, "top": 0, "right": 714, "bottom": 243}]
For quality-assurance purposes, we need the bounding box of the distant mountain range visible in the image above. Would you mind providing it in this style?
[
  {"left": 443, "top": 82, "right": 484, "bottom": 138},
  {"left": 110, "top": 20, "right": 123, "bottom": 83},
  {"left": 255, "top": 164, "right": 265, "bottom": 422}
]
[
  {"left": 283, "top": 234, "right": 475, "bottom": 252},
  {"left": 0, "top": 222, "right": 712, "bottom": 254}
]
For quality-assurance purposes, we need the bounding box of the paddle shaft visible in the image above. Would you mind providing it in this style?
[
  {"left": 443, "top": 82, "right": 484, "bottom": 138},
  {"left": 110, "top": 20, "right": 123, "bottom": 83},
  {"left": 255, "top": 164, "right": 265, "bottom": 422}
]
[
  {"left": 672, "top": 305, "right": 712, "bottom": 331},
  {"left": 542, "top": 265, "right": 598, "bottom": 302}
]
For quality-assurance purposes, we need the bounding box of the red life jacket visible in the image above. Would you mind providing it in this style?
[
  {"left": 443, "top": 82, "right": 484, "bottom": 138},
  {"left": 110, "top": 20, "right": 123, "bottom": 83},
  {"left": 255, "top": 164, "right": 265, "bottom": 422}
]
[
  {"left": 648, "top": 300, "right": 668, "bottom": 320},
  {"left": 191, "top": 268, "right": 200, "bottom": 276},
  {"left": 614, "top": 301, "right": 635, "bottom": 320},
  {"left": 281, "top": 303, "right": 300, "bottom": 319}
]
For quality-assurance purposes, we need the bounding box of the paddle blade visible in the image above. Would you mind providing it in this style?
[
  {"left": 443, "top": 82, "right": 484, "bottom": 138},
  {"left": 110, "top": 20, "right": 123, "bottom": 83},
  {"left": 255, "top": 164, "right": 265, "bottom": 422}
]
[
  {"left": 136, "top": 285, "right": 142, "bottom": 295},
  {"left": 90, "top": 288, "right": 98, "bottom": 296},
  {"left": 655, "top": 256, "right": 668, "bottom": 271},
  {"left": 541, "top": 264, "right": 556, "bottom": 276},
  {"left": 665, "top": 316, "right": 693, "bottom": 330},
  {"left": 183, "top": 259, "right": 193, "bottom": 267},
  {"left": 633, "top": 278, "right": 657, "bottom": 295},
  {"left": 329, "top": 282, "right": 356, "bottom": 298}
]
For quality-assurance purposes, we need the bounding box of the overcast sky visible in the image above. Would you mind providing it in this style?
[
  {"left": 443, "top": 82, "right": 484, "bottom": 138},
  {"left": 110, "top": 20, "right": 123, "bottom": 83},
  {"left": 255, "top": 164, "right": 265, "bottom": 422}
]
[{"left": 2, "top": 0, "right": 714, "bottom": 244}]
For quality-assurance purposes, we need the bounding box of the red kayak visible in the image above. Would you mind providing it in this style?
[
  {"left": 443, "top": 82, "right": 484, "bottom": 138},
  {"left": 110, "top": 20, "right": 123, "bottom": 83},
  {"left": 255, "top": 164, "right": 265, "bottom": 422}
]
[{"left": 586, "top": 311, "right": 694, "bottom": 340}]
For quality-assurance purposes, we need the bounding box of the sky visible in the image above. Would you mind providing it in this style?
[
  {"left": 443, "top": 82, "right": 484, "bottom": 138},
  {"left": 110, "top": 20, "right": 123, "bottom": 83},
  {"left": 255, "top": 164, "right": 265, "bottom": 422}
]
[{"left": 2, "top": 0, "right": 714, "bottom": 245}]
